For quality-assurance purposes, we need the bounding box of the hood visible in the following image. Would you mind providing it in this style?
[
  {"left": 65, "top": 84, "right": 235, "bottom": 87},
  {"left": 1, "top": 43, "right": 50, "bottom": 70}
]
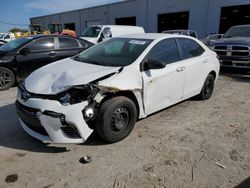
[
  {"left": 80, "top": 37, "right": 98, "bottom": 44},
  {"left": 25, "top": 58, "right": 121, "bottom": 95},
  {"left": 0, "top": 50, "right": 8, "bottom": 56},
  {"left": 214, "top": 37, "right": 250, "bottom": 46}
]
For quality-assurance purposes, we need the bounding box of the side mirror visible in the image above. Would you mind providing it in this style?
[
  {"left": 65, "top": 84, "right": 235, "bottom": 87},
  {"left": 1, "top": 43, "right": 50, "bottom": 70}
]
[
  {"left": 144, "top": 59, "right": 166, "bottom": 71},
  {"left": 20, "top": 48, "right": 31, "bottom": 55},
  {"left": 98, "top": 33, "right": 105, "bottom": 43}
]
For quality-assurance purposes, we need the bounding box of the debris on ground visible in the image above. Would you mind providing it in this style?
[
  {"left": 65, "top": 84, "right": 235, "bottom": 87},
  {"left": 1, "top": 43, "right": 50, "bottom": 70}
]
[
  {"left": 215, "top": 162, "right": 226, "bottom": 169},
  {"left": 79, "top": 156, "right": 92, "bottom": 164},
  {"left": 5, "top": 174, "right": 18, "bottom": 183}
]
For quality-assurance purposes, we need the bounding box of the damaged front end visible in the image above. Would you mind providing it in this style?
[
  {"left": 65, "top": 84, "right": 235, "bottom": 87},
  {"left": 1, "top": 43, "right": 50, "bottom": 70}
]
[{"left": 16, "top": 65, "right": 145, "bottom": 144}]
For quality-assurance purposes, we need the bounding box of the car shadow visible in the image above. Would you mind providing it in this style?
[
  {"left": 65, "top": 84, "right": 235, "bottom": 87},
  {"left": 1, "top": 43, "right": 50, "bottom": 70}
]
[
  {"left": 0, "top": 103, "right": 70, "bottom": 153},
  {"left": 220, "top": 67, "right": 250, "bottom": 83},
  {"left": 82, "top": 132, "right": 110, "bottom": 146},
  {"left": 235, "top": 177, "right": 250, "bottom": 188}
]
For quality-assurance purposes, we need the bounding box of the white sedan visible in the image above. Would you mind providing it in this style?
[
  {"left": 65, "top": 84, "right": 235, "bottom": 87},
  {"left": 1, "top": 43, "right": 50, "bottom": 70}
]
[{"left": 16, "top": 34, "right": 220, "bottom": 144}]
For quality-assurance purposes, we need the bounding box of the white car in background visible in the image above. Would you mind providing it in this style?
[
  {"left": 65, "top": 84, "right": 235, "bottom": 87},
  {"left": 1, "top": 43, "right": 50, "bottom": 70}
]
[
  {"left": 0, "top": 32, "right": 15, "bottom": 42},
  {"left": 80, "top": 25, "right": 145, "bottom": 44},
  {"left": 16, "top": 34, "right": 220, "bottom": 144}
]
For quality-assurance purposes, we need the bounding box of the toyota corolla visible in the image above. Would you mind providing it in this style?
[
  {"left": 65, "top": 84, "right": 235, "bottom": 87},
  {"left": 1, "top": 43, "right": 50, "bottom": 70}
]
[{"left": 16, "top": 34, "right": 220, "bottom": 144}]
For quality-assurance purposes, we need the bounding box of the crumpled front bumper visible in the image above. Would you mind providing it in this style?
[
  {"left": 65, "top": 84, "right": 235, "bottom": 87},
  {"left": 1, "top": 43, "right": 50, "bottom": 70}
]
[{"left": 16, "top": 92, "right": 93, "bottom": 144}]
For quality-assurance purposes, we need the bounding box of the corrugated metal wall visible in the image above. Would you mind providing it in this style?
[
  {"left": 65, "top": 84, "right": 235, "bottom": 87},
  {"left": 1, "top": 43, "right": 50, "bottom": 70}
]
[{"left": 30, "top": 0, "right": 250, "bottom": 38}]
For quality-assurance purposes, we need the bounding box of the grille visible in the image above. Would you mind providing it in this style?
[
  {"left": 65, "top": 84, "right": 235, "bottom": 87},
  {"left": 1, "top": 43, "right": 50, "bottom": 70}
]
[
  {"left": 15, "top": 101, "right": 48, "bottom": 136},
  {"left": 214, "top": 45, "right": 250, "bottom": 57},
  {"left": 214, "top": 46, "right": 227, "bottom": 50},
  {"left": 61, "top": 126, "right": 81, "bottom": 139}
]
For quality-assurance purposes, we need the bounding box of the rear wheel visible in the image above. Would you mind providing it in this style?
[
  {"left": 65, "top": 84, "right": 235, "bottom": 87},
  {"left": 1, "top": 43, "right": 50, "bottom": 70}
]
[
  {"left": 0, "top": 67, "right": 15, "bottom": 91},
  {"left": 95, "top": 96, "right": 137, "bottom": 143},
  {"left": 199, "top": 74, "right": 215, "bottom": 100}
]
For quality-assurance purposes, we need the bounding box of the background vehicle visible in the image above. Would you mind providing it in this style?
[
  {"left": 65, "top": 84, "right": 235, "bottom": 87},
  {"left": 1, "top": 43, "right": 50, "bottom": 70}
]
[
  {"left": 0, "top": 35, "right": 93, "bottom": 90},
  {"left": 0, "top": 40, "right": 6, "bottom": 46},
  {"left": 16, "top": 34, "right": 219, "bottom": 144},
  {"left": 213, "top": 24, "right": 250, "bottom": 70},
  {"left": 80, "top": 25, "right": 145, "bottom": 44},
  {"left": 202, "top": 34, "right": 223, "bottom": 47},
  {"left": 162, "top": 30, "right": 198, "bottom": 38},
  {"left": 48, "top": 24, "right": 77, "bottom": 37},
  {"left": 0, "top": 32, "right": 16, "bottom": 42}
]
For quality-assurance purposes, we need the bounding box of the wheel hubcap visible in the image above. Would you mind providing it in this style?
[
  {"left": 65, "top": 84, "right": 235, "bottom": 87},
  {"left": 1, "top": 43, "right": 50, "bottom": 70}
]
[
  {"left": 112, "top": 108, "right": 129, "bottom": 131},
  {"left": 205, "top": 79, "right": 212, "bottom": 96},
  {"left": 0, "top": 69, "right": 12, "bottom": 89}
]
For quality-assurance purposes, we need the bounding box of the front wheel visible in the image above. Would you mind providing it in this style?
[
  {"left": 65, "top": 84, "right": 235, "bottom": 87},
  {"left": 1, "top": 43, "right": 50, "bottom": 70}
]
[
  {"left": 0, "top": 67, "right": 15, "bottom": 91},
  {"left": 198, "top": 74, "right": 215, "bottom": 100},
  {"left": 95, "top": 96, "right": 137, "bottom": 143}
]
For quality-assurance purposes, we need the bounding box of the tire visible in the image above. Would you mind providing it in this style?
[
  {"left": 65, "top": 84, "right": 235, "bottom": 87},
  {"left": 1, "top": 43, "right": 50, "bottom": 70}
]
[
  {"left": 199, "top": 74, "right": 215, "bottom": 100},
  {"left": 0, "top": 67, "right": 15, "bottom": 91},
  {"left": 95, "top": 96, "right": 137, "bottom": 143}
]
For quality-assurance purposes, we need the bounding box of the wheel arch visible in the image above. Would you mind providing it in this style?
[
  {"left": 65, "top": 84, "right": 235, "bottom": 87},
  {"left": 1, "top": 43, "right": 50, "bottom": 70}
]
[
  {"left": 209, "top": 70, "right": 217, "bottom": 80},
  {"left": 99, "top": 90, "right": 141, "bottom": 119}
]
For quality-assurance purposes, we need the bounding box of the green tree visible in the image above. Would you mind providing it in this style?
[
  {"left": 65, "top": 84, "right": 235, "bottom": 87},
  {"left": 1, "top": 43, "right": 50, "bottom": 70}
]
[{"left": 9, "top": 27, "right": 28, "bottom": 33}]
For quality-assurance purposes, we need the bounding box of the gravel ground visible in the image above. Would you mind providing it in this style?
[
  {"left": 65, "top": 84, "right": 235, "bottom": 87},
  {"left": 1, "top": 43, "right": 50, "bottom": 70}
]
[{"left": 0, "top": 72, "right": 249, "bottom": 188}]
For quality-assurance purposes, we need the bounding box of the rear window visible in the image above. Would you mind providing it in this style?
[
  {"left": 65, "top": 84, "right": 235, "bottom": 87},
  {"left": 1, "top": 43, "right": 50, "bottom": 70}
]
[
  {"left": 58, "top": 38, "right": 79, "bottom": 49},
  {"left": 178, "top": 38, "right": 204, "bottom": 59}
]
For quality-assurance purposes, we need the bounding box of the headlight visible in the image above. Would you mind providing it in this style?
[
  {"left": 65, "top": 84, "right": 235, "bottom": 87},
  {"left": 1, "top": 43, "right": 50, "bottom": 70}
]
[
  {"left": 0, "top": 56, "right": 14, "bottom": 63},
  {"left": 58, "top": 85, "right": 95, "bottom": 105},
  {"left": 51, "top": 85, "right": 71, "bottom": 94}
]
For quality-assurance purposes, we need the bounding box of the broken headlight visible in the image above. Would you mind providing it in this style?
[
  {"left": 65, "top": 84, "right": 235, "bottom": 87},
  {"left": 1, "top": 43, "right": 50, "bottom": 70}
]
[{"left": 59, "top": 85, "right": 96, "bottom": 105}]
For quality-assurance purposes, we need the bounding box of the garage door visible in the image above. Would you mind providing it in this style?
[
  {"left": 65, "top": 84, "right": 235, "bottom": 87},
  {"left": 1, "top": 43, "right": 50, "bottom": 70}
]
[
  {"left": 220, "top": 4, "right": 250, "bottom": 33},
  {"left": 115, "top": 17, "right": 136, "bottom": 26},
  {"left": 158, "top": 11, "right": 189, "bottom": 33}
]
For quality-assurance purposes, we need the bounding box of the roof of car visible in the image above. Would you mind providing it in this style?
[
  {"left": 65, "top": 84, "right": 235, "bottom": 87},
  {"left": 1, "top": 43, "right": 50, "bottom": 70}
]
[
  {"left": 22, "top": 35, "right": 93, "bottom": 44},
  {"left": 118, "top": 33, "right": 188, "bottom": 40},
  {"left": 163, "top": 30, "right": 195, "bottom": 33},
  {"left": 24, "top": 34, "right": 77, "bottom": 39}
]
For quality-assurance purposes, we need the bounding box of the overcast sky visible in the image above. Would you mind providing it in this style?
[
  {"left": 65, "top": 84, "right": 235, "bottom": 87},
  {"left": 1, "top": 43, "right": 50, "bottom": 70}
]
[{"left": 0, "top": 0, "right": 126, "bottom": 32}]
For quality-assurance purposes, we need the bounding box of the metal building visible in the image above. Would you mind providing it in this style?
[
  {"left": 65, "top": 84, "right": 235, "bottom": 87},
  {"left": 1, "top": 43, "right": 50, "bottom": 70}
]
[{"left": 30, "top": 0, "right": 250, "bottom": 38}]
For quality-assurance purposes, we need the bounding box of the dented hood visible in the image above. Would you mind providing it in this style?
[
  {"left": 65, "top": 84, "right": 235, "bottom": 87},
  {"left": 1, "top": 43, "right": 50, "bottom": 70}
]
[{"left": 25, "top": 58, "right": 121, "bottom": 95}]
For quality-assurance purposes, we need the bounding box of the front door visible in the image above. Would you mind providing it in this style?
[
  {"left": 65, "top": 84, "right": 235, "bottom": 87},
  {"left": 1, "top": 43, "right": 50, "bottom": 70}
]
[
  {"left": 16, "top": 37, "right": 56, "bottom": 78},
  {"left": 142, "top": 38, "right": 186, "bottom": 114}
]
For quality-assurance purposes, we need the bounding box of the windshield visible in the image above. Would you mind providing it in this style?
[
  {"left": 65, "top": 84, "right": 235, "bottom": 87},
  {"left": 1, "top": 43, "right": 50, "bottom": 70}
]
[
  {"left": 73, "top": 38, "right": 152, "bottom": 67},
  {"left": 81, "top": 26, "right": 102, "bottom": 38},
  {"left": 0, "top": 34, "right": 5, "bottom": 39},
  {"left": 224, "top": 26, "right": 250, "bottom": 38},
  {"left": 0, "top": 38, "right": 30, "bottom": 52}
]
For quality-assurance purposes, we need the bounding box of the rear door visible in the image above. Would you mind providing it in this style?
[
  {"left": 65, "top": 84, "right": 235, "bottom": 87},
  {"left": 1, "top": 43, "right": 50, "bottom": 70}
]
[
  {"left": 142, "top": 38, "right": 185, "bottom": 114},
  {"left": 177, "top": 38, "right": 208, "bottom": 100},
  {"left": 16, "top": 37, "right": 56, "bottom": 78},
  {"left": 55, "top": 37, "right": 85, "bottom": 61}
]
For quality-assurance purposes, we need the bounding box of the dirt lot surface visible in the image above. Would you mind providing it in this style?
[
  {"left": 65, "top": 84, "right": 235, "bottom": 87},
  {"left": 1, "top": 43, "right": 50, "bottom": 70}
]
[{"left": 0, "top": 73, "right": 249, "bottom": 188}]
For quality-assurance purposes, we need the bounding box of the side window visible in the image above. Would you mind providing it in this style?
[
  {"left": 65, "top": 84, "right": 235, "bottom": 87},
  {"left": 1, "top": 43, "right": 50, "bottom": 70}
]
[
  {"left": 178, "top": 38, "right": 204, "bottom": 59},
  {"left": 26, "top": 38, "right": 55, "bottom": 51},
  {"left": 79, "top": 40, "right": 88, "bottom": 48},
  {"left": 147, "top": 39, "right": 180, "bottom": 64},
  {"left": 190, "top": 32, "right": 197, "bottom": 38},
  {"left": 5, "top": 35, "right": 10, "bottom": 39},
  {"left": 58, "top": 37, "right": 80, "bottom": 49}
]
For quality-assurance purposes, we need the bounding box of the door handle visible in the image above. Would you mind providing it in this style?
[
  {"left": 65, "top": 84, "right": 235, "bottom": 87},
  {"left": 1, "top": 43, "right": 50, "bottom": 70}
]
[
  {"left": 49, "top": 52, "right": 57, "bottom": 57},
  {"left": 176, "top": 66, "right": 185, "bottom": 72},
  {"left": 203, "top": 59, "right": 208, "bottom": 63}
]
